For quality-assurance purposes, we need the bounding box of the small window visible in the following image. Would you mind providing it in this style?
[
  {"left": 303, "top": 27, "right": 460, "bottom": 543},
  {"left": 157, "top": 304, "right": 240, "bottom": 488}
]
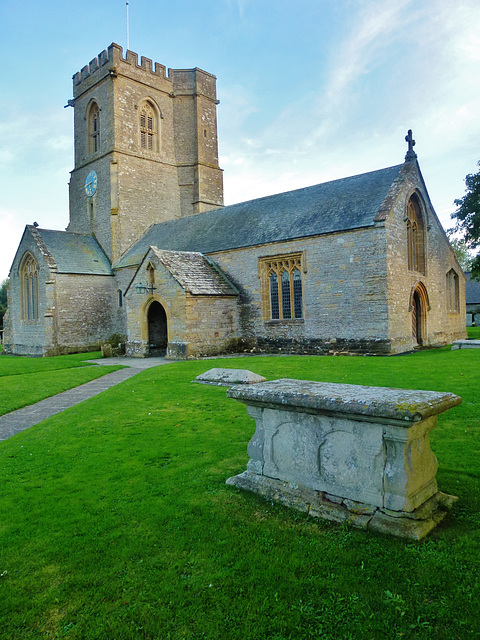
[
  {"left": 260, "top": 253, "right": 304, "bottom": 320},
  {"left": 446, "top": 269, "right": 460, "bottom": 312},
  {"left": 20, "top": 253, "right": 39, "bottom": 321},
  {"left": 147, "top": 262, "right": 155, "bottom": 285},
  {"left": 88, "top": 102, "right": 100, "bottom": 154},
  {"left": 118, "top": 289, "right": 123, "bottom": 308}
]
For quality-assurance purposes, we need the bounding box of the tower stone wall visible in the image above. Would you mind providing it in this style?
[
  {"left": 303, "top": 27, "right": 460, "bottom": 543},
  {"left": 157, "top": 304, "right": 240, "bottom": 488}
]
[{"left": 67, "top": 43, "right": 223, "bottom": 262}]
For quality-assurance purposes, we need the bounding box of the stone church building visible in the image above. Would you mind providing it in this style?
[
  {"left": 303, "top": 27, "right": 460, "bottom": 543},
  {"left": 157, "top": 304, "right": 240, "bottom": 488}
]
[{"left": 3, "top": 43, "right": 466, "bottom": 358}]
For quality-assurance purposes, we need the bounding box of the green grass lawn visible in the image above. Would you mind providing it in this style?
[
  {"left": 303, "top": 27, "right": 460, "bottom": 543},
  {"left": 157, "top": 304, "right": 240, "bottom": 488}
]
[
  {"left": 0, "top": 349, "right": 479, "bottom": 639},
  {"left": 466, "top": 325, "right": 480, "bottom": 339},
  {"left": 0, "top": 352, "right": 124, "bottom": 416}
]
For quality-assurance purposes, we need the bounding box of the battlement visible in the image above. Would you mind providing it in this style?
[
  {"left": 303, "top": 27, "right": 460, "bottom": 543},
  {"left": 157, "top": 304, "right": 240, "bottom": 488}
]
[
  {"left": 72, "top": 43, "right": 218, "bottom": 101},
  {"left": 73, "top": 43, "right": 168, "bottom": 86}
]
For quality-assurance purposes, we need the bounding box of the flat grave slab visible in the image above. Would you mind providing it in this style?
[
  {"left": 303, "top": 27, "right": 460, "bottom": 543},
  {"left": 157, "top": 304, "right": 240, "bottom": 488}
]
[
  {"left": 452, "top": 340, "right": 480, "bottom": 350},
  {"left": 195, "top": 368, "right": 266, "bottom": 387}
]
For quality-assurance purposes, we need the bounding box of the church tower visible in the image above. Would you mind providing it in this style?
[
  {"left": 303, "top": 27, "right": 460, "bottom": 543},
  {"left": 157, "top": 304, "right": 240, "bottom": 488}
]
[{"left": 67, "top": 43, "right": 224, "bottom": 262}]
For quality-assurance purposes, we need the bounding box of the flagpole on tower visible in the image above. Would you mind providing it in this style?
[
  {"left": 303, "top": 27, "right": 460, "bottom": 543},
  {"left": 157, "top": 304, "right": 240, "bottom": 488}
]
[{"left": 126, "top": 1, "right": 130, "bottom": 51}]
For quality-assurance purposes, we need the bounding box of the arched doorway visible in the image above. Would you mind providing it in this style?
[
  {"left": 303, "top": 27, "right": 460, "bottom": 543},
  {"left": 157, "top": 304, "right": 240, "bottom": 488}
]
[
  {"left": 410, "top": 283, "right": 429, "bottom": 347},
  {"left": 147, "top": 301, "right": 168, "bottom": 356},
  {"left": 412, "top": 290, "right": 423, "bottom": 345}
]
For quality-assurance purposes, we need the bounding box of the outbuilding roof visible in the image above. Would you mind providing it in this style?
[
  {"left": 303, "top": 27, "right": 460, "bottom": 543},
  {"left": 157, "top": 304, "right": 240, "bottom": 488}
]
[
  {"left": 149, "top": 248, "right": 238, "bottom": 295},
  {"left": 32, "top": 228, "right": 113, "bottom": 275},
  {"left": 114, "top": 164, "right": 405, "bottom": 269},
  {"left": 465, "top": 272, "right": 480, "bottom": 304}
]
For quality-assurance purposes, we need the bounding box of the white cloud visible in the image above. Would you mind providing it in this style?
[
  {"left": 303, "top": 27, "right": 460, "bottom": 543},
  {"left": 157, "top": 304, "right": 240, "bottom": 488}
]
[{"left": 220, "top": 0, "right": 480, "bottom": 230}]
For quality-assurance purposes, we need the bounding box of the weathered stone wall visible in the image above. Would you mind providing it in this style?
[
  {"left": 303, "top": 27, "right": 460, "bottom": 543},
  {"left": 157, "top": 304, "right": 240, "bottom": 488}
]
[
  {"left": 208, "top": 226, "right": 391, "bottom": 355},
  {"left": 184, "top": 294, "right": 240, "bottom": 357},
  {"left": 3, "top": 234, "right": 52, "bottom": 356},
  {"left": 51, "top": 273, "right": 117, "bottom": 354},
  {"left": 113, "top": 266, "right": 136, "bottom": 338},
  {"left": 172, "top": 68, "right": 224, "bottom": 213},
  {"left": 5, "top": 229, "right": 122, "bottom": 356},
  {"left": 383, "top": 162, "right": 466, "bottom": 352},
  {"left": 68, "top": 154, "right": 114, "bottom": 258}
]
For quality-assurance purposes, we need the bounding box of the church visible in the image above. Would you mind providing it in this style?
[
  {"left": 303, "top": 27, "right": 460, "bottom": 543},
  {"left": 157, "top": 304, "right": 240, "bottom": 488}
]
[{"left": 3, "top": 43, "right": 466, "bottom": 358}]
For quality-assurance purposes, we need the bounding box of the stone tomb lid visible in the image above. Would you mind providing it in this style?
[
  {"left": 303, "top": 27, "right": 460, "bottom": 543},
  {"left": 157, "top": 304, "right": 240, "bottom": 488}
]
[
  {"left": 452, "top": 339, "right": 480, "bottom": 350},
  {"left": 227, "top": 379, "right": 462, "bottom": 424},
  {"left": 196, "top": 368, "right": 266, "bottom": 386}
]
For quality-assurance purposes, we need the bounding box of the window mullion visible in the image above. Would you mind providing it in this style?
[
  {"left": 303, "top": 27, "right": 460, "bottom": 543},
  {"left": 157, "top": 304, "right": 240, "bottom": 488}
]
[
  {"left": 289, "top": 270, "right": 295, "bottom": 317},
  {"left": 277, "top": 269, "right": 283, "bottom": 319}
]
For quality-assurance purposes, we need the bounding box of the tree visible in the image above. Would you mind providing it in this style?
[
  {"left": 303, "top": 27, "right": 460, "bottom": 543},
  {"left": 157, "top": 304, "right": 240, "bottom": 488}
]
[
  {"left": 446, "top": 232, "right": 475, "bottom": 272},
  {"left": 0, "top": 279, "right": 8, "bottom": 331},
  {"left": 450, "top": 161, "right": 480, "bottom": 279}
]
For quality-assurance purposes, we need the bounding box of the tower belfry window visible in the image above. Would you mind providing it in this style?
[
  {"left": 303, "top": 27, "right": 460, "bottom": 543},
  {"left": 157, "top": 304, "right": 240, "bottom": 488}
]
[{"left": 140, "top": 102, "right": 156, "bottom": 151}]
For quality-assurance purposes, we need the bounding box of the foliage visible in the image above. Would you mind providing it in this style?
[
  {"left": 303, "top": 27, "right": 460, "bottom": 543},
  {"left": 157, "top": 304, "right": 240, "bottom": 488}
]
[
  {"left": 107, "top": 333, "right": 127, "bottom": 347},
  {"left": 446, "top": 233, "right": 474, "bottom": 271},
  {"left": 0, "top": 278, "right": 8, "bottom": 331},
  {"left": 0, "top": 351, "right": 479, "bottom": 639},
  {"left": 450, "top": 161, "right": 480, "bottom": 278}
]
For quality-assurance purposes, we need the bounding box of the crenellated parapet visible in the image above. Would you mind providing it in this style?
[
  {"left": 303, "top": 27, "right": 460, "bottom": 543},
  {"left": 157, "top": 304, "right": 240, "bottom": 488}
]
[
  {"left": 72, "top": 43, "right": 217, "bottom": 101},
  {"left": 73, "top": 43, "right": 167, "bottom": 88}
]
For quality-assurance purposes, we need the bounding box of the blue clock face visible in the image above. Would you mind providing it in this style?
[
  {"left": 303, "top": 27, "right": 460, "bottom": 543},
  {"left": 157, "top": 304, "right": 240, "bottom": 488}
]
[{"left": 85, "top": 171, "right": 98, "bottom": 197}]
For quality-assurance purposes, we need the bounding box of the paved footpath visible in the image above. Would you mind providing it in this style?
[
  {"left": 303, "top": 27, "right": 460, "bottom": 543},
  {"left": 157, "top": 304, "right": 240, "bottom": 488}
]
[{"left": 0, "top": 357, "right": 171, "bottom": 442}]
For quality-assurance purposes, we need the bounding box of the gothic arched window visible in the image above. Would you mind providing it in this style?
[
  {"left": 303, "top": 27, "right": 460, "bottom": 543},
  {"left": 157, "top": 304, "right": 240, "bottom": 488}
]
[
  {"left": 87, "top": 102, "right": 100, "bottom": 153},
  {"left": 406, "top": 194, "right": 426, "bottom": 274},
  {"left": 139, "top": 101, "right": 158, "bottom": 151},
  {"left": 446, "top": 269, "right": 460, "bottom": 312},
  {"left": 20, "top": 253, "right": 39, "bottom": 321},
  {"left": 263, "top": 254, "right": 304, "bottom": 320}
]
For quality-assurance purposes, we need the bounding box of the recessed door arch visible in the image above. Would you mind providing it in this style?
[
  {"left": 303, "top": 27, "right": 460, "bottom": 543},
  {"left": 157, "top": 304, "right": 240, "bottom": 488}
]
[
  {"left": 409, "top": 282, "right": 429, "bottom": 347},
  {"left": 147, "top": 300, "right": 168, "bottom": 356}
]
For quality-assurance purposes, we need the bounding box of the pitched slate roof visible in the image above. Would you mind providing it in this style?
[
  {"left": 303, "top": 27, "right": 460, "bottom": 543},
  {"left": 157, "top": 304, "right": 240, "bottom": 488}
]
[
  {"left": 150, "top": 248, "right": 238, "bottom": 295},
  {"left": 34, "top": 228, "right": 113, "bottom": 275},
  {"left": 465, "top": 272, "right": 480, "bottom": 304},
  {"left": 114, "top": 164, "right": 404, "bottom": 269}
]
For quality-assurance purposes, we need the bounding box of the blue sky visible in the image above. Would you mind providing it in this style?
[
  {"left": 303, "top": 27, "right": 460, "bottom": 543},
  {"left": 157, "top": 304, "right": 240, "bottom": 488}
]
[{"left": 1, "top": 0, "right": 479, "bottom": 281}]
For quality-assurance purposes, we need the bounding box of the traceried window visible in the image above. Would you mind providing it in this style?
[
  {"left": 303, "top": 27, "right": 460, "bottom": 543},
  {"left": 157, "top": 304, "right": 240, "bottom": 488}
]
[
  {"left": 446, "top": 269, "right": 460, "bottom": 312},
  {"left": 139, "top": 102, "right": 157, "bottom": 151},
  {"left": 20, "top": 254, "right": 39, "bottom": 321},
  {"left": 406, "top": 194, "right": 425, "bottom": 274},
  {"left": 262, "top": 254, "right": 304, "bottom": 320},
  {"left": 88, "top": 102, "right": 100, "bottom": 153}
]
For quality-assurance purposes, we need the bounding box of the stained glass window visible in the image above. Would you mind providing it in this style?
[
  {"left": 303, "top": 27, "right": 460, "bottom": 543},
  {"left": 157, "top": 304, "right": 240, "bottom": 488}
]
[
  {"left": 21, "top": 254, "right": 39, "bottom": 321},
  {"left": 264, "top": 255, "right": 303, "bottom": 320},
  {"left": 406, "top": 195, "right": 425, "bottom": 274},
  {"left": 270, "top": 272, "right": 279, "bottom": 319}
]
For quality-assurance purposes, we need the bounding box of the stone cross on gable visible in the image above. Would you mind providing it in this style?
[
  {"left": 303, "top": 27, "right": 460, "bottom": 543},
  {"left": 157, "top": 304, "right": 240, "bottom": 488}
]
[{"left": 405, "top": 129, "right": 418, "bottom": 161}]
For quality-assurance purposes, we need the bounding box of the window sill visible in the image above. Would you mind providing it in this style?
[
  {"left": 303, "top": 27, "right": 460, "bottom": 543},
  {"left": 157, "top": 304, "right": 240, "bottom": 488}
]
[
  {"left": 265, "top": 318, "right": 305, "bottom": 326},
  {"left": 408, "top": 269, "right": 426, "bottom": 276}
]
